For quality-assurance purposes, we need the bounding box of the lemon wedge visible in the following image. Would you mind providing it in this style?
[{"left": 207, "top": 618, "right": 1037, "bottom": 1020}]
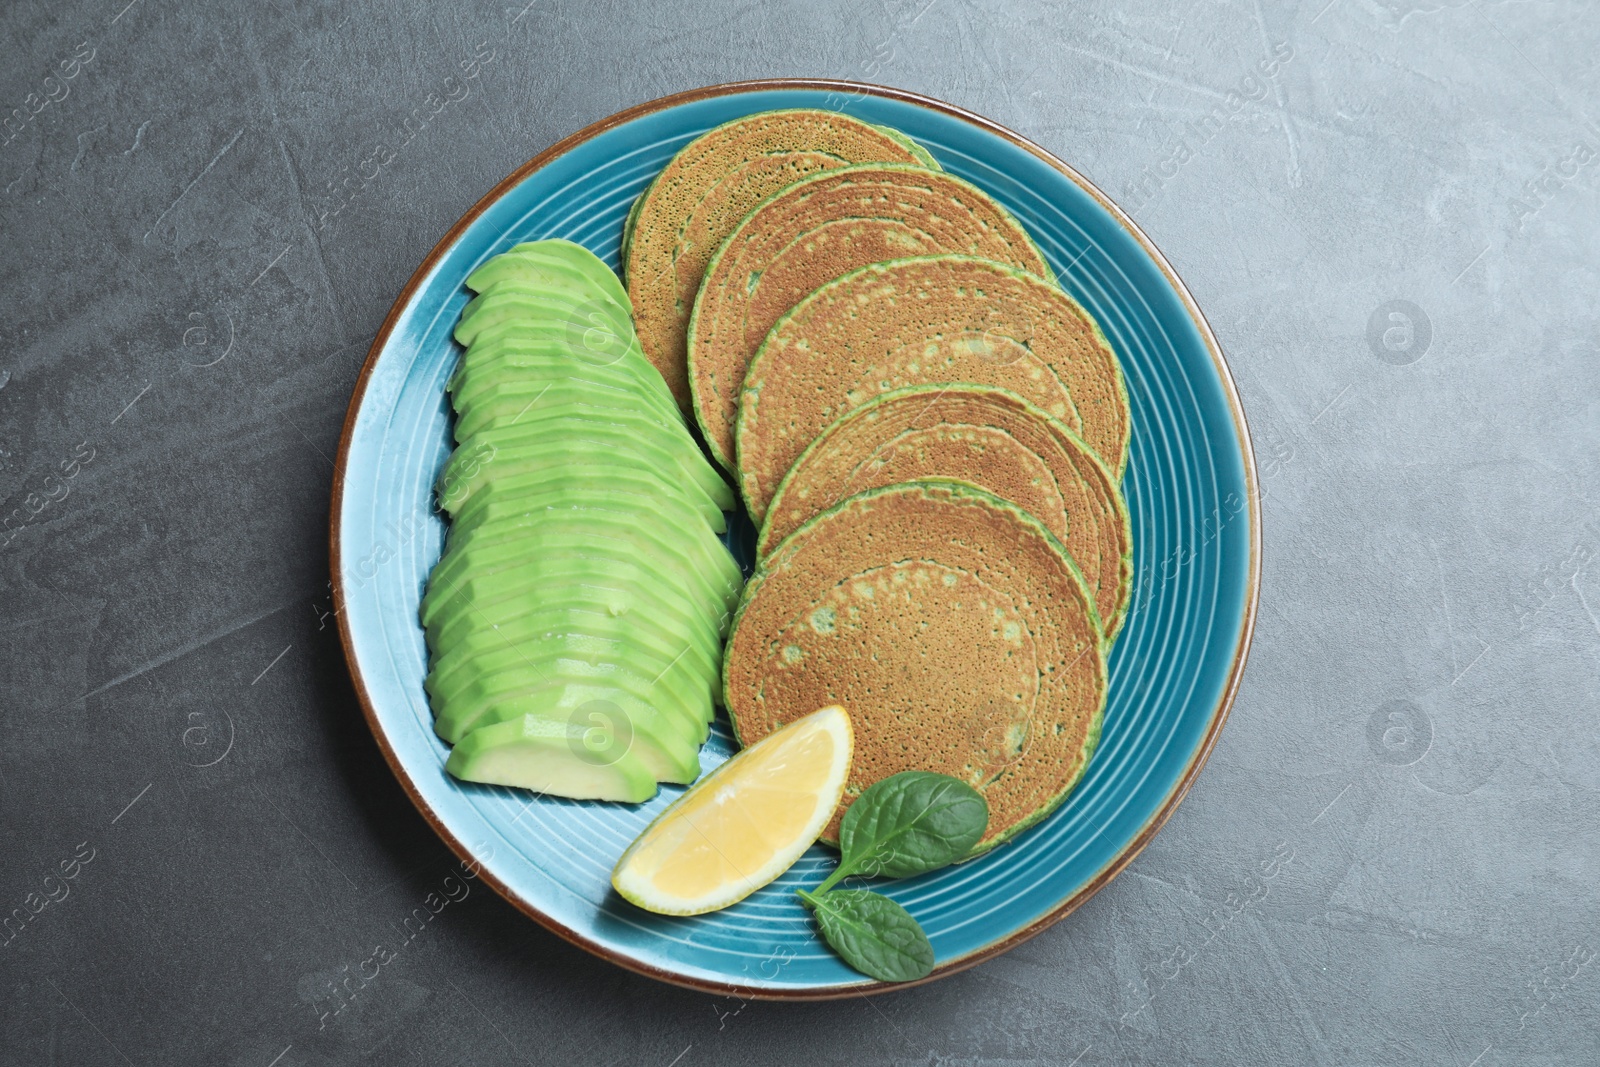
[{"left": 612, "top": 705, "right": 853, "bottom": 915}]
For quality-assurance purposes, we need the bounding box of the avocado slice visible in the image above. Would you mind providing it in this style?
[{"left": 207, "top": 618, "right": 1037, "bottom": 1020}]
[
  {"left": 425, "top": 596, "right": 717, "bottom": 689},
  {"left": 460, "top": 257, "right": 637, "bottom": 338},
  {"left": 449, "top": 358, "right": 684, "bottom": 438},
  {"left": 465, "top": 413, "right": 733, "bottom": 510},
  {"left": 426, "top": 604, "right": 716, "bottom": 697},
  {"left": 457, "top": 287, "right": 636, "bottom": 337},
  {"left": 452, "top": 347, "right": 684, "bottom": 433},
  {"left": 432, "top": 641, "right": 712, "bottom": 747},
  {"left": 426, "top": 606, "right": 718, "bottom": 719},
  {"left": 465, "top": 243, "right": 625, "bottom": 299},
  {"left": 444, "top": 713, "right": 658, "bottom": 802},
  {"left": 455, "top": 285, "right": 632, "bottom": 349},
  {"left": 434, "top": 677, "right": 702, "bottom": 783},
  {"left": 460, "top": 260, "right": 640, "bottom": 364},
  {"left": 423, "top": 595, "right": 719, "bottom": 706},
  {"left": 438, "top": 508, "right": 736, "bottom": 630},
  {"left": 447, "top": 477, "right": 736, "bottom": 581},
  {"left": 462, "top": 262, "right": 628, "bottom": 315},
  {"left": 422, "top": 552, "right": 722, "bottom": 665},
  {"left": 437, "top": 433, "right": 727, "bottom": 530},
  {"left": 440, "top": 452, "right": 724, "bottom": 531},
  {"left": 422, "top": 539, "right": 726, "bottom": 653},
  {"left": 469, "top": 240, "right": 632, "bottom": 306},
  {"left": 456, "top": 412, "right": 733, "bottom": 515},
  {"left": 425, "top": 600, "right": 718, "bottom": 712},
  {"left": 443, "top": 495, "right": 740, "bottom": 614},
  {"left": 449, "top": 338, "right": 683, "bottom": 424},
  {"left": 451, "top": 379, "right": 691, "bottom": 445},
  {"left": 432, "top": 657, "right": 715, "bottom": 742},
  {"left": 509, "top": 240, "right": 633, "bottom": 305},
  {"left": 440, "top": 416, "right": 729, "bottom": 511},
  {"left": 455, "top": 325, "right": 682, "bottom": 423},
  {"left": 433, "top": 638, "right": 710, "bottom": 740}
]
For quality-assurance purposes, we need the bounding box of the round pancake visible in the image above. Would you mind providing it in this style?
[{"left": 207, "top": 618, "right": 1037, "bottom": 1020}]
[
  {"left": 623, "top": 110, "right": 928, "bottom": 414},
  {"left": 759, "top": 384, "right": 1133, "bottom": 642},
  {"left": 723, "top": 481, "right": 1107, "bottom": 854},
  {"left": 688, "top": 165, "right": 1051, "bottom": 470},
  {"left": 737, "top": 255, "right": 1131, "bottom": 522}
]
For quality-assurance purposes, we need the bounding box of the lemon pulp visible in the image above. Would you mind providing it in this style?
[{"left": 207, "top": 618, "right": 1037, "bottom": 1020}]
[{"left": 611, "top": 705, "right": 853, "bottom": 915}]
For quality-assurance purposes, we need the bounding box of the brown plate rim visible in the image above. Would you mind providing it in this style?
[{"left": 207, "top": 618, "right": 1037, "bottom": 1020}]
[{"left": 329, "top": 77, "right": 1262, "bottom": 1001}]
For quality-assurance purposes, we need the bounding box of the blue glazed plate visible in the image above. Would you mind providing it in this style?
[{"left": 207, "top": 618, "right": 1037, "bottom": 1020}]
[{"left": 331, "top": 80, "right": 1259, "bottom": 998}]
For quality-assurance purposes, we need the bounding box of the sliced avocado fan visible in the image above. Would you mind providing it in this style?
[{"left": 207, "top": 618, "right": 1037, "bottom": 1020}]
[{"left": 424, "top": 240, "right": 740, "bottom": 800}]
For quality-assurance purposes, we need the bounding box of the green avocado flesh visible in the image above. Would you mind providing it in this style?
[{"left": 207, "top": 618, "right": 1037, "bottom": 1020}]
[
  {"left": 432, "top": 657, "right": 706, "bottom": 771},
  {"left": 447, "top": 339, "right": 683, "bottom": 422},
  {"left": 449, "top": 354, "right": 685, "bottom": 436},
  {"left": 446, "top": 482, "right": 738, "bottom": 583},
  {"left": 452, "top": 381, "right": 696, "bottom": 454},
  {"left": 430, "top": 650, "right": 710, "bottom": 756},
  {"left": 426, "top": 608, "right": 718, "bottom": 709},
  {"left": 443, "top": 715, "right": 658, "bottom": 802},
  {"left": 455, "top": 288, "right": 631, "bottom": 349},
  {"left": 425, "top": 240, "right": 739, "bottom": 800},
  {"left": 450, "top": 410, "right": 733, "bottom": 509},
  {"left": 422, "top": 554, "right": 723, "bottom": 666},
  {"left": 442, "top": 459, "right": 725, "bottom": 531},
  {"left": 470, "top": 240, "right": 632, "bottom": 307},
  {"left": 436, "top": 435, "right": 727, "bottom": 531},
  {"left": 460, "top": 268, "right": 625, "bottom": 318},
  {"left": 425, "top": 611, "right": 717, "bottom": 716},
  {"left": 422, "top": 543, "right": 725, "bottom": 656},
  {"left": 458, "top": 273, "right": 625, "bottom": 319},
  {"left": 426, "top": 601, "right": 718, "bottom": 706},
  {"left": 438, "top": 502, "right": 736, "bottom": 614}
]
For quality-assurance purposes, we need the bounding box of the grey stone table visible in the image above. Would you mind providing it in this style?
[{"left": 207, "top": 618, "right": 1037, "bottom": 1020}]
[{"left": 3, "top": 0, "right": 1595, "bottom": 1063}]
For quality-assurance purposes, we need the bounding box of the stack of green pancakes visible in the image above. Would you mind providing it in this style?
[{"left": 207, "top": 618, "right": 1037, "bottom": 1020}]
[
  {"left": 620, "top": 110, "right": 1134, "bottom": 845},
  {"left": 421, "top": 239, "right": 740, "bottom": 803}
]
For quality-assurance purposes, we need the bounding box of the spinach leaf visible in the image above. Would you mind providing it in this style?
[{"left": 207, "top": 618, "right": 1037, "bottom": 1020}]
[
  {"left": 797, "top": 771, "right": 988, "bottom": 982},
  {"left": 798, "top": 888, "right": 934, "bottom": 983},
  {"left": 831, "top": 771, "right": 988, "bottom": 883}
]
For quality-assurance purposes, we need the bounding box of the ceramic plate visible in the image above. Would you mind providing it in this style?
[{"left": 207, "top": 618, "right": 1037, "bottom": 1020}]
[{"left": 331, "top": 80, "right": 1260, "bottom": 998}]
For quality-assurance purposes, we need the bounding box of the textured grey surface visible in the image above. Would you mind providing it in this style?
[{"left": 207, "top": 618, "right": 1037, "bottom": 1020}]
[{"left": 2, "top": 0, "right": 1596, "bottom": 1063}]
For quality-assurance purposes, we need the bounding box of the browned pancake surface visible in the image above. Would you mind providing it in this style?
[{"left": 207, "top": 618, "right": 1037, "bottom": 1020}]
[
  {"left": 622, "top": 110, "right": 920, "bottom": 413},
  {"left": 759, "top": 385, "right": 1132, "bottom": 640},
  {"left": 737, "top": 256, "right": 1130, "bottom": 522},
  {"left": 722, "top": 482, "right": 1106, "bottom": 853},
  {"left": 688, "top": 165, "right": 1048, "bottom": 468}
]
